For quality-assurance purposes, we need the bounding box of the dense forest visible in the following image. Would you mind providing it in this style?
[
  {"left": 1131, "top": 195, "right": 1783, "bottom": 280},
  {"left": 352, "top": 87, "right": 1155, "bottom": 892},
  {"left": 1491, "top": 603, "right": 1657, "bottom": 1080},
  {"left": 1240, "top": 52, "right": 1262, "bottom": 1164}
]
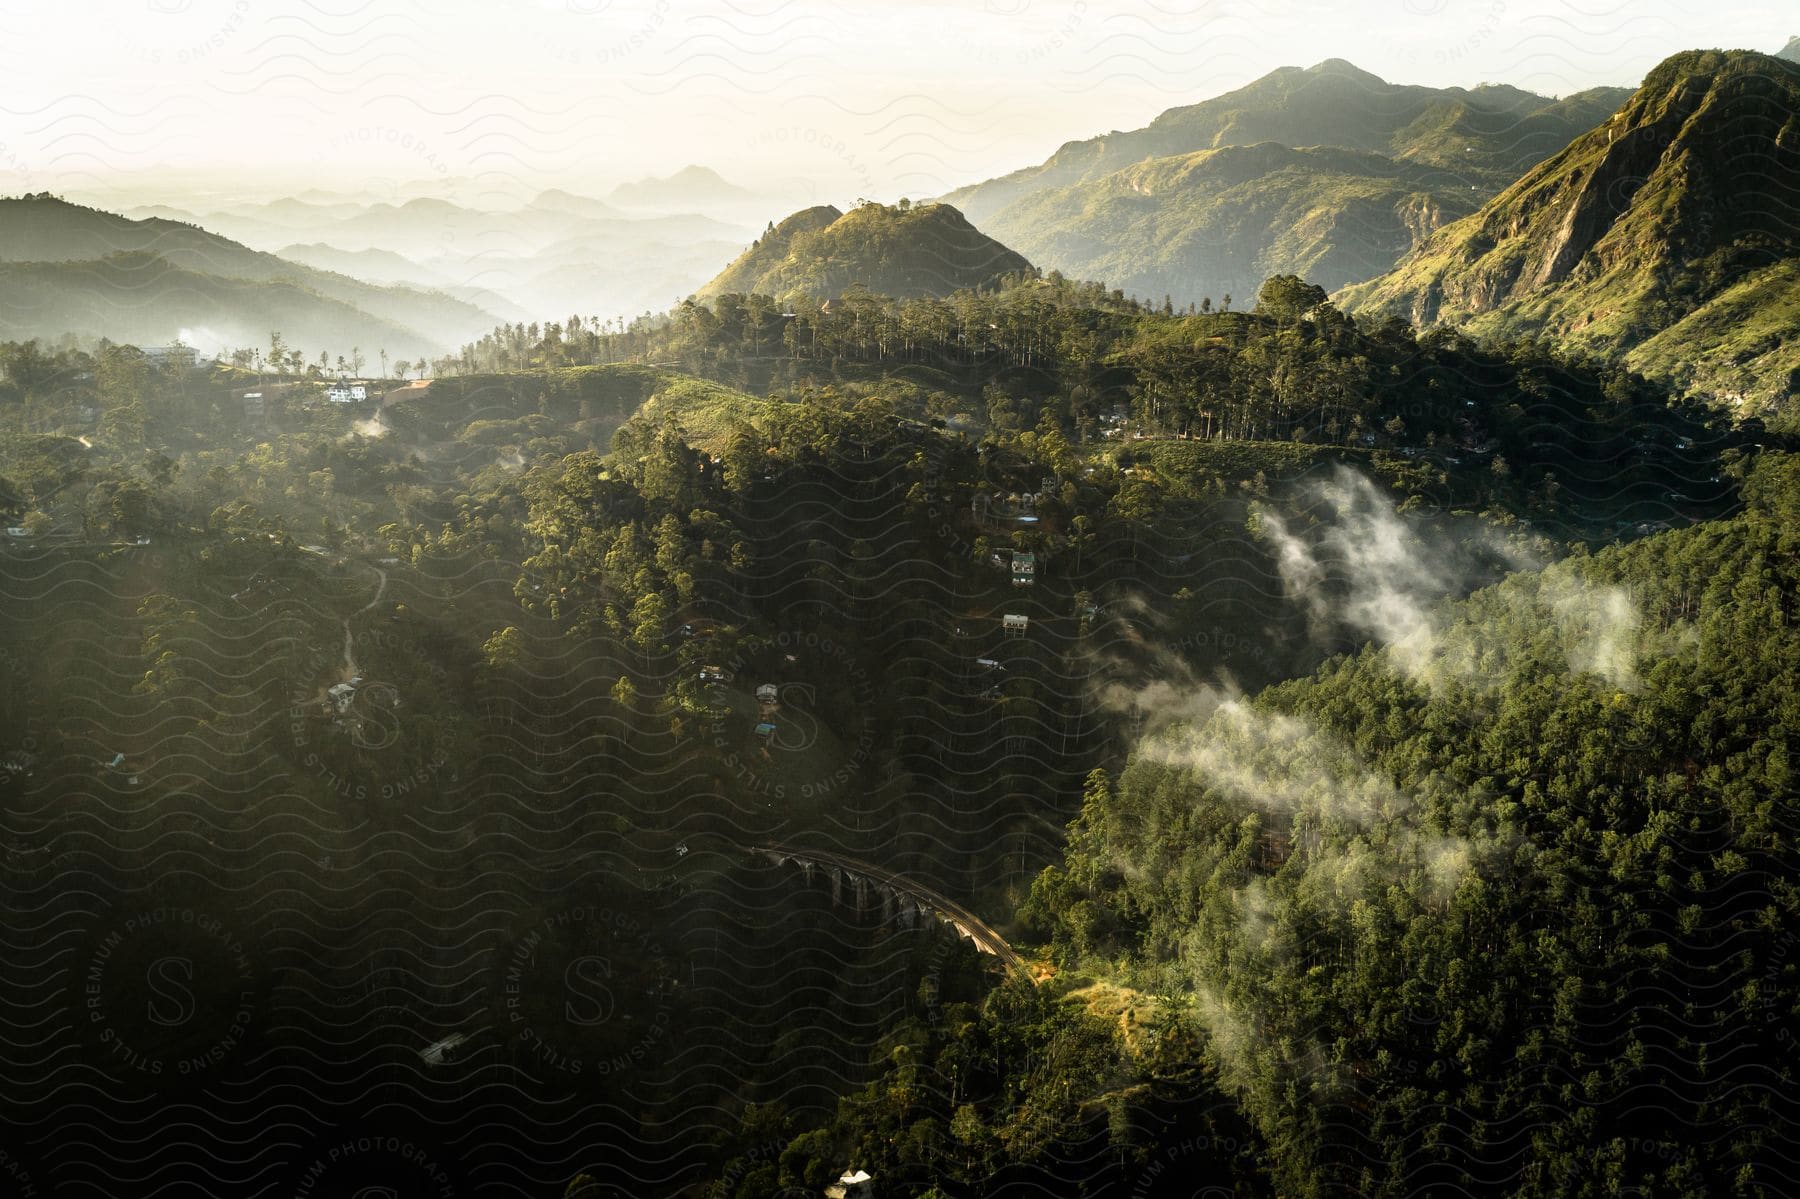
[{"left": 0, "top": 252, "right": 1792, "bottom": 1197}]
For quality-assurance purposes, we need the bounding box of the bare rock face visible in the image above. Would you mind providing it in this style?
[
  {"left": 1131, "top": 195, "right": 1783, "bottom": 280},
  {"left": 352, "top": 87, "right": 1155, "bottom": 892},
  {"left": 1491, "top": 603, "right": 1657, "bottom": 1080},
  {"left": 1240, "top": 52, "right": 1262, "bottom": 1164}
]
[
  {"left": 1339, "top": 49, "right": 1800, "bottom": 343},
  {"left": 1395, "top": 193, "right": 1453, "bottom": 251}
]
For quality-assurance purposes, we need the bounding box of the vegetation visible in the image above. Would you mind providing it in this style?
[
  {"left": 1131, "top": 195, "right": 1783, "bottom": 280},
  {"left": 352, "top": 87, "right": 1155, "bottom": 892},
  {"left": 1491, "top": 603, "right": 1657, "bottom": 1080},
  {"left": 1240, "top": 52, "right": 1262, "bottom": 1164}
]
[
  {"left": 0, "top": 154, "right": 1792, "bottom": 1195},
  {"left": 1024, "top": 451, "right": 1800, "bottom": 1196},
  {"left": 0, "top": 193, "right": 496, "bottom": 356},
  {"left": 977, "top": 142, "right": 1480, "bottom": 307},
  {"left": 1338, "top": 50, "right": 1800, "bottom": 410},
  {"left": 941, "top": 59, "right": 1626, "bottom": 306},
  {"left": 698, "top": 200, "right": 1036, "bottom": 303}
]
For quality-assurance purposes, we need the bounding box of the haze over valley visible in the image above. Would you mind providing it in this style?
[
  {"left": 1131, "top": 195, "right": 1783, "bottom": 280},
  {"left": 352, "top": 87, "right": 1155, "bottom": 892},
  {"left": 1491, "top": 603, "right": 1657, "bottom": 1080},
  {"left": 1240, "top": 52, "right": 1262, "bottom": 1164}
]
[{"left": 1, "top": 6, "right": 1797, "bottom": 1198}]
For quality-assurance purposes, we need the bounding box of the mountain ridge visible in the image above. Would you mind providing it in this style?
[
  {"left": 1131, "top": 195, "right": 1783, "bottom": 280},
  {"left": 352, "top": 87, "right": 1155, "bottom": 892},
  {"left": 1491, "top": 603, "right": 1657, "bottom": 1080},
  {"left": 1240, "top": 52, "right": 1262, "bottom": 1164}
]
[
  {"left": 1337, "top": 48, "right": 1800, "bottom": 406},
  {"left": 937, "top": 59, "right": 1630, "bottom": 305}
]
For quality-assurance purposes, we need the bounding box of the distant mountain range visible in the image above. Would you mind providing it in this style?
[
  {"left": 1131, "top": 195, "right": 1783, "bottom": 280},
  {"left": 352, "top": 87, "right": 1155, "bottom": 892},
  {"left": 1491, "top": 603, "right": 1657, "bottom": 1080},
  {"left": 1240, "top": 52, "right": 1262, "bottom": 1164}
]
[
  {"left": 941, "top": 59, "right": 1629, "bottom": 305},
  {"left": 698, "top": 202, "right": 1035, "bottom": 301},
  {"left": 1340, "top": 49, "right": 1800, "bottom": 407},
  {"left": 608, "top": 166, "right": 763, "bottom": 219},
  {"left": 0, "top": 195, "right": 497, "bottom": 356},
  {"left": 108, "top": 191, "right": 753, "bottom": 324}
]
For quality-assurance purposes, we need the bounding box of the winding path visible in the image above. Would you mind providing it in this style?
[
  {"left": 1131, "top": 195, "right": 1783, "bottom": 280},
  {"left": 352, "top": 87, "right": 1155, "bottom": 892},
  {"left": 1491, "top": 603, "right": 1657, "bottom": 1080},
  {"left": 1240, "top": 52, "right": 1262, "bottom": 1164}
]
[{"left": 339, "top": 561, "right": 387, "bottom": 679}]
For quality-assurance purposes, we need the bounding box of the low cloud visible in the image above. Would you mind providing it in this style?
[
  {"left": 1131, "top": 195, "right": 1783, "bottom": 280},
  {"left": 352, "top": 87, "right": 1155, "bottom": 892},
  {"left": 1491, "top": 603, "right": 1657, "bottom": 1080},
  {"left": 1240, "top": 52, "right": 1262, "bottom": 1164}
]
[{"left": 1259, "top": 467, "right": 1642, "bottom": 693}]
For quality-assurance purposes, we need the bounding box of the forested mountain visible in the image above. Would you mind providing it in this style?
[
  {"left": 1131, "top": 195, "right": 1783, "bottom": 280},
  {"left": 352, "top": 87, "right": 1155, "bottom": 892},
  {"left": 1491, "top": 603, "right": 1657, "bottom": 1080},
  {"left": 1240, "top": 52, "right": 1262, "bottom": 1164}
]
[
  {"left": 0, "top": 253, "right": 432, "bottom": 358},
  {"left": 938, "top": 60, "right": 1627, "bottom": 306},
  {"left": 0, "top": 194, "right": 496, "bottom": 353},
  {"left": 945, "top": 61, "right": 1626, "bottom": 222},
  {"left": 0, "top": 233, "right": 1780, "bottom": 1195},
  {"left": 975, "top": 143, "right": 1480, "bottom": 307},
  {"left": 1339, "top": 50, "right": 1800, "bottom": 408},
  {"left": 698, "top": 201, "right": 1036, "bottom": 302},
  {"left": 1015, "top": 451, "right": 1800, "bottom": 1196},
  {"left": 100, "top": 192, "right": 750, "bottom": 324}
]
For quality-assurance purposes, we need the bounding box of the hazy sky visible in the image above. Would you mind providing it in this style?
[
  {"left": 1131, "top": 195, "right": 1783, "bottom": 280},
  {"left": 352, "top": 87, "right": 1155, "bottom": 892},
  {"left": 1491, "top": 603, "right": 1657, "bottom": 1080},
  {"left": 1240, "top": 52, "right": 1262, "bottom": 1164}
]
[{"left": 1, "top": 0, "right": 1787, "bottom": 207}]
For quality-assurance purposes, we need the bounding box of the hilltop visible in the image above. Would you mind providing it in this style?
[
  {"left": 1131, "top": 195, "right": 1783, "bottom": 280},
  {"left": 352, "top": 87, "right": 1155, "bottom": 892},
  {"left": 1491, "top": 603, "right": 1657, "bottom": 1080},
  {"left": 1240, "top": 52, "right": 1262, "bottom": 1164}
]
[
  {"left": 1338, "top": 50, "right": 1800, "bottom": 406},
  {"left": 697, "top": 201, "right": 1035, "bottom": 302},
  {"left": 938, "top": 59, "right": 1627, "bottom": 304}
]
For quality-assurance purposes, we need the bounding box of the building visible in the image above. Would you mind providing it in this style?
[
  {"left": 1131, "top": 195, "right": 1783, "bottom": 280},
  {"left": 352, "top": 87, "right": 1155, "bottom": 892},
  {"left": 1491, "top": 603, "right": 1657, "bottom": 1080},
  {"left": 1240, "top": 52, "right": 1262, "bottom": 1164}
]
[
  {"left": 1003, "top": 613, "right": 1028, "bottom": 634},
  {"left": 1011, "top": 551, "right": 1037, "bottom": 587},
  {"left": 142, "top": 344, "right": 198, "bottom": 371},
  {"left": 755, "top": 683, "right": 779, "bottom": 705},
  {"left": 700, "top": 664, "right": 729, "bottom": 684},
  {"left": 754, "top": 721, "right": 777, "bottom": 741},
  {"left": 824, "top": 1169, "right": 873, "bottom": 1199},
  {"left": 326, "top": 382, "right": 369, "bottom": 403}
]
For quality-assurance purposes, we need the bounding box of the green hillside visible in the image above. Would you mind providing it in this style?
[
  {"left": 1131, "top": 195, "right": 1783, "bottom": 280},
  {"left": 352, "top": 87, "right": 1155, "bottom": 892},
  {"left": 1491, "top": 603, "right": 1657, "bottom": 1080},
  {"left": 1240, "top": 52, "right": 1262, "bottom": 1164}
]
[
  {"left": 980, "top": 142, "right": 1480, "bottom": 304},
  {"left": 939, "top": 60, "right": 1625, "bottom": 306},
  {"left": 1018, "top": 450, "right": 1800, "bottom": 1196},
  {"left": 945, "top": 61, "right": 1625, "bottom": 222},
  {"left": 698, "top": 201, "right": 1034, "bottom": 302},
  {"left": 1338, "top": 50, "right": 1800, "bottom": 407},
  {"left": 0, "top": 194, "right": 496, "bottom": 349},
  {"left": 0, "top": 252, "right": 432, "bottom": 358}
]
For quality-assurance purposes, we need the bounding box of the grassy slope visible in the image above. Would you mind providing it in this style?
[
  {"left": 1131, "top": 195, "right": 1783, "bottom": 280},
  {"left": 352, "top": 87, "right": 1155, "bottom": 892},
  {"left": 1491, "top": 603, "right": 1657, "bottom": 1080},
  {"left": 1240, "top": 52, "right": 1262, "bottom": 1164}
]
[
  {"left": 1337, "top": 50, "right": 1800, "bottom": 405},
  {"left": 982, "top": 143, "right": 1480, "bottom": 302}
]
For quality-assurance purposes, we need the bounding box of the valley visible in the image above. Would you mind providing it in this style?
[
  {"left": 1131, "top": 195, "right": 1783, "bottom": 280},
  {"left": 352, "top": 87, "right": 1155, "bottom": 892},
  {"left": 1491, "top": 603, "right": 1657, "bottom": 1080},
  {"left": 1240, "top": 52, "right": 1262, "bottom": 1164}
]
[{"left": 0, "top": 21, "right": 1796, "bottom": 1199}]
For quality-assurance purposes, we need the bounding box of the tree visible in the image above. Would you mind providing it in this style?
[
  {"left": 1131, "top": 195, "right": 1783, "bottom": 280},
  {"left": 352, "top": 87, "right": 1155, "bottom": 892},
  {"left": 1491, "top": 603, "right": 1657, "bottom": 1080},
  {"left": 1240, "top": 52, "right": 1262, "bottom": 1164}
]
[
  {"left": 482, "top": 626, "right": 524, "bottom": 672},
  {"left": 1254, "top": 274, "right": 1329, "bottom": 324}
]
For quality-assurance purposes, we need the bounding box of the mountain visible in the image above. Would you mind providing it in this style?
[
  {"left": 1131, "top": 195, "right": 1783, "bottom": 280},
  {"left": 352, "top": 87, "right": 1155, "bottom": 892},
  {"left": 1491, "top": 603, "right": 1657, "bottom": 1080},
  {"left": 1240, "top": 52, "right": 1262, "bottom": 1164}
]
[
  {"left": 275, "top": 243, "right": 535, "bottom": 323},
  {"left": 939, "top": 60, "right": 1628, "bottom": 305},
  {"left": 943, "top": 60, "right": 1630, "bottom": 224},
  {"left": 0, "top": 252, "right": 430, "bottom": 357},
  {"left": 1779, "top": 35, "right": 1800, "bottom": 63},
  {"left": 89, "top": 194, "right": 746, "bottom": 323},
  {"left": 277, "top": 242, "right": 444, "bottom": 286},
  {"left": 978, "top": 142, "right": 1482, "bottom": 305},
  {"left": 698, "top": 201, "right": 1035, "bottom": 301},
  {"left": 525, "top": 188, "right": 625, "bottom": 221},
  {"left": 0, "top": 195, "right": 498, "bottom": 353},
  {"left": 608, "top": 165, "right": 757, "bottom": 213},
  {"left": 1338, "top": 50, "right": 1800, "bottom": 406}
]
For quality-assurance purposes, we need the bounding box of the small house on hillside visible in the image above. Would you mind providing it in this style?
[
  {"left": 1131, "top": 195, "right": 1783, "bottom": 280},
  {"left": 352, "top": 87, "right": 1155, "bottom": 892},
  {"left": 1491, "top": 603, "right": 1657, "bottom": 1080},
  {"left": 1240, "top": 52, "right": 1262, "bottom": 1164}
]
[
  {"left": 326, "top": 382, "right": 369, "bottom": 404},
  {"left": 755, "top": 683, "right": 779, "bottom": 704},
  {"left": 1003, "top": 613, "right": 1028, "bottom": 635},
  {"left": 1011, "top": 551, "right": 1037, "bottom": 587},
  {"left": 824, "top": 1169, "right": 873, "bottom": 1199}
]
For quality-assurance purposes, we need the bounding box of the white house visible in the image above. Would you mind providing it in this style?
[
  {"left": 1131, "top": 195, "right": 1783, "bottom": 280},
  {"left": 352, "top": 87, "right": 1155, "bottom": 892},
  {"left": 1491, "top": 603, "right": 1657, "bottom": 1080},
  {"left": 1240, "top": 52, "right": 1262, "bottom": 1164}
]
[
  {"left": 326, "top": 383, "right": 368, "bottom": 403},
  {"left": 1003, "top": 614, "right": 1028, "bottom": 634},
  {"left": 824, "top": 1169, "right": 873, "bottom": 1199}
]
